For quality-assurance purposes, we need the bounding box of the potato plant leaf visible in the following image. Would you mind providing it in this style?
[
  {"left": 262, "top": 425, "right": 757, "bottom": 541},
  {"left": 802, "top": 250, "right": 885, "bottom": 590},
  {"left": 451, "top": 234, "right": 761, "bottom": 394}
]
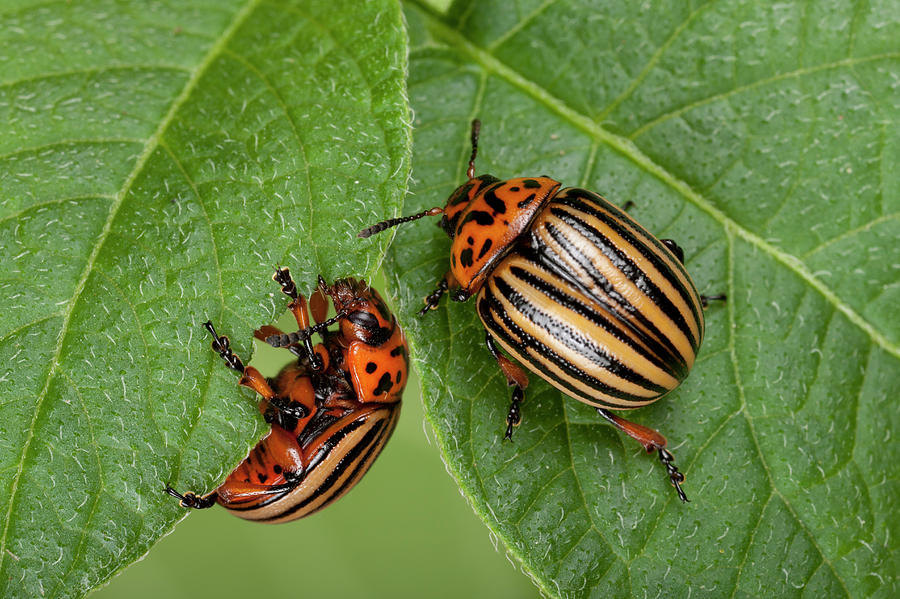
[
  {"left": 384, "top": 2, "right": 900, "bottom": 597},
  {"left": 0, "top": 1, "right": 409, "bottom": 597}
]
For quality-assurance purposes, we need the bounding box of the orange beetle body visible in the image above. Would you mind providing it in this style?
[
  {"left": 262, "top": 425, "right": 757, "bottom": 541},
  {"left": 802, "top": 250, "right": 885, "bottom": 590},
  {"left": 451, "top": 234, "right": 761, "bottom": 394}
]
[
  {"left": 359, "top": 120, "right": 725, "bottom": 503},
  {"left": 167, "top": 272, "right": 407, "bottom": 523},
  {"left": 442, "top": 176, "right": 561, "bottom": 299}
]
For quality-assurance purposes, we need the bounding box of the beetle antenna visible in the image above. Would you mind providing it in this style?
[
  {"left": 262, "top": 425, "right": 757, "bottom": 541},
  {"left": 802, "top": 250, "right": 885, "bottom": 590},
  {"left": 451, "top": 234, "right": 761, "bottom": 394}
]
[
  {"left": 467, "top": 119, "right": 481, "bottom": 179},
  {"left": 358, "top": 207, "right": 443, "bottom": 238}
]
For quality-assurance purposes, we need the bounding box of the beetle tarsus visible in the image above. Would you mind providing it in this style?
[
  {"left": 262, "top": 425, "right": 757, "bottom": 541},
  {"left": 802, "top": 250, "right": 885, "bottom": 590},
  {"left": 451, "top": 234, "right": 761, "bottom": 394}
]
[
  {"left": 165, "top": 486, "right": 218, "bottom": 509},
  {"left": 595, "top": 408, "right": 690, "bottom": 502},
  {"left": 701, "top": 294, "right": 727, "bottom": 308},
  {"left": 204, "top": 321, "right": 245, "bottom": 373},
  {"left": 268, "top": 396, "right": 310, "bottom": 420},
  {"left": 419, "top": 278, "right": 449, "bottom": 316},
  {"left": 504, "top": 386, "right": 524, "bottom": 441},
  {"left": 272, "top": 266, "right": 298, "bottom": 299},
  {"left": 658, "top": 448, "right": 689, "bottom": 503}
]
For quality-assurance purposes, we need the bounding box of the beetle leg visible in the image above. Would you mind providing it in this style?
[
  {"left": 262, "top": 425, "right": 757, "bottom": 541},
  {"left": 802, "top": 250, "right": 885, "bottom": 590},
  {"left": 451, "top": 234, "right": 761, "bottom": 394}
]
[
  {"left": 484, "top": 333, "right": 530, "bottom": 441},
  {"left": 504, "top": 387, "right": 524, "bottom": 441},
  {"left": 595, "top": 408, "right": 689, "bottom": 503},
  {"left": 273, "top": 267, "right": 307, "bottom": 324},
  {"left": 418, "top": 271, "right": 459, "bottom": 316},
  {"left": 264, "top": 396, "right": 310, "bottom": 421},
  {"left": 203, "top": 321, "right": 281, "bottom": 403},
  {"left": 272, "top": 267, "right": 318, "bottom": 362},
  {"left": 701, "top": 294, "right": 727, "bottom": 308},
  {"left": 204, "top": 320, "right": 245, "bottom": 372},
  {"left": 164, "top": 486, "right": 218, "bottom": 509},
  {"left": 660, "top": 239, "right": 685, "bottom": 264},
  {"left": 238, "top": 366, "right": 278, "bottom": 401}
]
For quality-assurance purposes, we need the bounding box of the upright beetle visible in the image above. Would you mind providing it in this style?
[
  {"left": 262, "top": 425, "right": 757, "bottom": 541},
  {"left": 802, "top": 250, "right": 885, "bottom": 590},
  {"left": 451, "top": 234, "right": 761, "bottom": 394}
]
[
  {"left": 360, "top": 120, "right": 723, "bottom": 502},
  {"left": 166, "top": 268, "right": 408, "bottom": 522}
]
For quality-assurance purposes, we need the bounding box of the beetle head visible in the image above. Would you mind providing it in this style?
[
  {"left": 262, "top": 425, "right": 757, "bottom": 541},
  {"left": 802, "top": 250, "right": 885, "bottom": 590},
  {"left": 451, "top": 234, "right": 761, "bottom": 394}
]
[{"left": 325, "top": 278, "right": 394, "bottom": 346}]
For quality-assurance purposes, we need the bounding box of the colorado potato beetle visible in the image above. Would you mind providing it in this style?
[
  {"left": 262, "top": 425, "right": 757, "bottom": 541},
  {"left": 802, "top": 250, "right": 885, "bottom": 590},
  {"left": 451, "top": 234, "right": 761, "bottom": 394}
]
[
  {"left": 166, "top": 268, "right": 407, "bottom": 522},
  {"left": 360, "top": 120, "right": 724, "bottom": 502}
]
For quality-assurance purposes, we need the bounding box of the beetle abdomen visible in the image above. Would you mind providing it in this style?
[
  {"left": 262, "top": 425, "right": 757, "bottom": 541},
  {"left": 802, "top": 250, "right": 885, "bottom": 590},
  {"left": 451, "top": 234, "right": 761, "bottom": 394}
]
[
  {"left": 476, "top": 187, "right": 705, "bottom": 409},
  {"left": 222, "top": 403, "right": 400, "bottom": 523}
]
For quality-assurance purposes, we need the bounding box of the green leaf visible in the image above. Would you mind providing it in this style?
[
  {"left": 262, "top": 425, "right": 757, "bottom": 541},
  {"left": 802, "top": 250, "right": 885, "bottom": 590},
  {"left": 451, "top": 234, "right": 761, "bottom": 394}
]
[
  {"left": 0, "top": 1, "right": 409, "bottom": 597},
  {"left": 386, "top": 2, "right": 899, "bottom": 597}
]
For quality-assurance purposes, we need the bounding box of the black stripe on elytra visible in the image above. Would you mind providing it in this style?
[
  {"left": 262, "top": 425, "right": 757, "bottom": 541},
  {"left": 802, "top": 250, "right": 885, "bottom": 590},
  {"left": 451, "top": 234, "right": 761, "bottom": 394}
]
[
  {"left": 479, "top": 279, "right": 665, "bottom": 402},
  {"left": 501, "top": 268, "right": 677, "bottom": 389},
  {"left": 479, "top": 286, "right": 646, "bottom": 405},
  {"left": 262, "top": 416, "right": 389, "bottom": 521},
  {"left": 555, "top": 189, "right": 703, "bottom": 341},
  {"left": 225, "top": 483, "right": 296, "bottom": 511},
  {"left": 532, "top": 223, "right": 688, "bottom": 376},
  {"left": 546, "top": 199, "right": 699, "bottom": 351},
  {"left": 226, "top": 416, "right": 369, "bottom": 513},
  {"left": 509, "top": 257, "right": 685, "bottom": 380},
  {"left": 297, "top": 408, "right": 400, "bottom": 520},
  {"left": 295, "top": 409, "right": 340, "bottom": 449}
]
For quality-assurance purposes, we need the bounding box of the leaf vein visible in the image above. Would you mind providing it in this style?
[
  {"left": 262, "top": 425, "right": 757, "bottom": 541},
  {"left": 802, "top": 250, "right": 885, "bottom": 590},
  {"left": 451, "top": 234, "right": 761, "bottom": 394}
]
[
  {"left": 0, "top": 64, "right": 191, "bottom": 91},
  {"left": 629, "top": 53, "right": 900, "bottom": 139},
  {"left": 727, "top": 226, "right": 852, "bottom": 598},
  {"left": 416, "top": 12, "right": 900, "bottom": 359},
  {"left": 597, "top": 0, "right": 719, "bottom": 122}
]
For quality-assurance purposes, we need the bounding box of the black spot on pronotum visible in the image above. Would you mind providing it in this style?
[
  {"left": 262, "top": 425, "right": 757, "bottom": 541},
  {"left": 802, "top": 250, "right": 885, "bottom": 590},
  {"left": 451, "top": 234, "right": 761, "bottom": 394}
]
[
  {"left": 517, "top": 193, "right": 537, "bottom": 208},
  {"left": 373, "top": 372, "right": 393, "bottom": 396},
  {"left": 477, "top": 238, "right": 493, "bottom": 260},
  {"left": 347, "top": 310, "right": 379, "bottom": 332},
  {"left": 523, "top": 179, "right": 542, "bottom": 189},
  {"left": 371, "top": 295, "right": 391, "bottom": 321},
  {"left": 460, "top": 248, "right": 474, "bottom": 268},
  {"left": 483, "top": 189, "right": 507, "bottom": 214},
  {"left": 461, "top": 210, "right": 494, "bottom": 228},
  {"left": 365, "top": 362, "right": 377, "bottom": 374},
  {"left": 449, "top": 181, "right": 475, "bottom": 205}
]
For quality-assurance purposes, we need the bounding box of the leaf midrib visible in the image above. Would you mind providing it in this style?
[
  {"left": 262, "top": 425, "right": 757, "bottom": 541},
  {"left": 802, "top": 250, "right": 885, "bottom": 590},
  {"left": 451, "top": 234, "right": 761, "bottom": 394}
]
[
  {"left": 411, "top": 4, "right": 900, "bottom": 362},
  {"left": 0, "top": 0, "right": 262, "bottom": 580}
]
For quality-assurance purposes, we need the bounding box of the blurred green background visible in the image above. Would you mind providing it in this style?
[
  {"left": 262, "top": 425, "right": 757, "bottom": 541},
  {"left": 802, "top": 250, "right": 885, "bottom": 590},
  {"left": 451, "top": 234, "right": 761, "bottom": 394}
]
[{"left": 94, "top": 294, "right": 542, "bottom": 599}]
